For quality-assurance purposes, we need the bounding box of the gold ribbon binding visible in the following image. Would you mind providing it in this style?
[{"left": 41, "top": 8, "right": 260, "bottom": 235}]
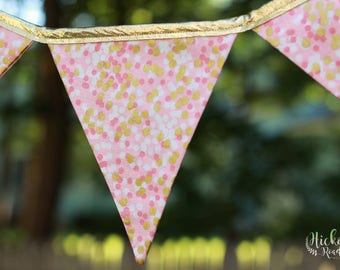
[{"left": 0, "top": 0, "right": 308, "bottom": 44}]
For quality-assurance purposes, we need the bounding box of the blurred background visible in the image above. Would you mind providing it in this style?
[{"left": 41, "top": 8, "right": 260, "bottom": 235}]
[{"left": 0, "top": 0, "right": 340, "bottom": 269}]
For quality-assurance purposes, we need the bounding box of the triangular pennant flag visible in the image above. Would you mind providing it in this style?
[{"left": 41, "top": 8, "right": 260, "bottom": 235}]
[
  {"left": 49, "top": 34, "right": 236, "bottom": 263},
  {"left": 254, "top": 0, "right": 340, "bottom": 97},
  {"left": 0, "top": 26, "right": 33, "bottom": 78}
]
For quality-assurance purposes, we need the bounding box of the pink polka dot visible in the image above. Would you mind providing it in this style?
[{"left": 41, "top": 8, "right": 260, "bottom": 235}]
[
  {"left": 286, "top": 29, "right": 295, "bottom": 35},
  {"left": 301, "top": 61, "right": 308, "bottom": 69},
  {"left": 95, "top": 43, "right": 101, "bottom": 51},
  {"left": 99, "top": 161, "right": 107, "bottom": 167},
  {"left": 305, "top": 25, "right": 311, "bottom": 31}
]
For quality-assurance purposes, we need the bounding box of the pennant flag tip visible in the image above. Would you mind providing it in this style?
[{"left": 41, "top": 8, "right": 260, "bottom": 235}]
[{"left": 136, "top": 257, "right": 146, "bottom": 265}]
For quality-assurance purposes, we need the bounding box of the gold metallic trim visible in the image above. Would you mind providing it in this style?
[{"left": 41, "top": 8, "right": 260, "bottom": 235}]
[{"left": 0, "top": 0, "right": 308, "bottom": 44}]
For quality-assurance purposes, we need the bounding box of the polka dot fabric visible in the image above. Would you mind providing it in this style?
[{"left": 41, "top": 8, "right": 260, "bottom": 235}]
[
  {"left": 49, "top": 35, "right": 236, "bottom": 263},
  {"left": 0, "top": 26, "right": 32, "bottom": 78},
  {"left": 254, "top": 0, "right": 340, "bottom": 96}
]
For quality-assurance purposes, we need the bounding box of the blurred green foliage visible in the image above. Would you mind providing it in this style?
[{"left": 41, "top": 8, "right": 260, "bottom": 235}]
[{"left": 0, "top": 0, "right": 339, "bottom": 245}]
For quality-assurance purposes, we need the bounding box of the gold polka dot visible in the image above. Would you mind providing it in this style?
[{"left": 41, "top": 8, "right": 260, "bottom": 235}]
[
  {"left": 143, "top": 222, "right": 150, "bottom": 230},
  {"left": 181, "top": 111, "right": 189, "bottom": 119},
  {"left": 192, "top": 91, "right": 200, "bottom": 100},
  {"left": 194, "top": 59, "right": 202, "bottom": 67},
  {"left": 185, "top": 127, "right": 193, "bottom": 136},
  {"left": 266, "top": 27, "right": 273, "bottom": 36},
  {"left": 137, "top": 246, "right": 145, "bottom": 254},
  {"left": 135, "top": 178, "right": 143, "bottom": 186},
  {"left": 112, "top": 172, "right": 120, "bottom": 181},
  {"left": 123, "top": 217, "right": 131, "bottom": 225},
  {"left": 312, "top": 63, "right": 320, "bottom": 73},
  {"left": 158, "top": 177, "right": 165, "bottom": 185},
  {"left": 157, "top": 132, "right": 164, "bottom": 141},
  {"left": 323, "top": 56, "right": 332, "bottom": 65},
  {"left": 156, "top": 158, "right": 163, "bottom": 167},
  {"left": 119, "top": 198, "right": 128, "bottom": 206},
  {"left": 137, "top": 187, "right": 146, "bottom": 196},
  {"left": 316, "top": 28, "right": 325, "bottom": 37},
  {"left": 126, "top": 154, "right": 135, "bottom": 163},
  {"left": 308, "top": 13, "right": 316, "bottom": 22},
  {"left": 302, "top": 37, "right": 311, "bottom": 48},
  {"left": 175, "top": 127, "right": 182, "bottom": 136},
  {"left": 142, "top": 127, "right": 150, "bottom": 136},
  {"left": 149, "top": 207, "right": 156, "bottom": 216},
  {"left": 132, "top": 45, "right": 140, "bottom": 54},
  {"left": 145, "top": 175, "right": 152, "bottom": 183},
  {"left": 326, "top": 71, "right": 335, "bottom": 80},
  {"left": 163, "top": 187, "right": 170, "bottom": 196},
  {"left": 212, "top": 45, "right": 219, "bottom": 54},
  {"left": 98, "top": 112, "right": 105, "bottom": 120},
  {"left": 162, "top": 139, "right": 171, "bottom": 148},
  {"left": 153, "top": 218, "right": 159, "bottom": 226}
]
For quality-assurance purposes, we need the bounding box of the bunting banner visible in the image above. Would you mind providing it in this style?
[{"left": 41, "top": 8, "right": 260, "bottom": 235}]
[
  {"left": 0, "top": 26, "right": 32, "bottom": 77},
  {"left": 0, "top": 0, "right": 339, "bottom": 264},
  {"left": 254, "top": 0, "right": 340, "bottom": 96},
  {"left": 49, "top": 35, "right": 236, "bottom": 262}
]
